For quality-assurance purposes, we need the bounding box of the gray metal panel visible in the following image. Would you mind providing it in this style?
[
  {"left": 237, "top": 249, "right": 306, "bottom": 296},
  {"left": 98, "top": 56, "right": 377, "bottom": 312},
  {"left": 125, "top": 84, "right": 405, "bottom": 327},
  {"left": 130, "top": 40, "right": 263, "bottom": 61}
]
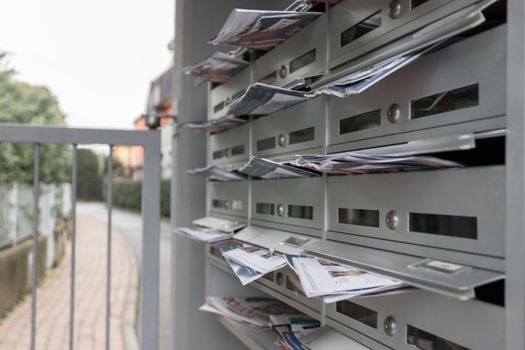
[
  {"left": 208, "top": 123, "right": 250, "bottom": 166},
  {"left": 328, "top": 0, "right": 482, "bottom": 69},
  {"left": 327, "top": 115, "right": 505, "bottom": 154},
  {"left": 328, "top": 25, "right": 506, "bottom": 146},
  {"left": 327, "top": 166, "right": 505, "bottom": 257},
  {"left": 252, "top": 97, "right": 326, "bottom": 157},
  {"left": 326, "top": 290, "right": 504, "bottom": 350},
  {"left": 252, "top": 14, "right": 328, "bottom": 87},
  {"left": 326, "top": 230, "right": 504, "bottom": 272},
  {"left": 234, "top": 225, "right": 323, "bottom": 255},
  {"left": 209, "top": 67, "right": 251, "bottom": 120},
  {"left": 506, "top": 0, "right": 525, "bottom": 348},
  {"left": 208, "top": 181, "right": 249, "bottom": 218},
  {"left": 251, "top": 177, "right": 324, "bottom": 230},
  {"left": 303, "top": 239, "right": 503, "bottom": 300},
  {"left": 300, "top": 327, "right": 373, "bottom": 350}
]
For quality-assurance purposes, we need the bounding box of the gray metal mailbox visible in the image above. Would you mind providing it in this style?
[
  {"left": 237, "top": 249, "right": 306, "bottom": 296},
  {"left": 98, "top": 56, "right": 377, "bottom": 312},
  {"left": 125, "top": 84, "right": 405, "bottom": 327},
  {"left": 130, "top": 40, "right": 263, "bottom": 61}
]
[
  {"left": 326, "top": 289, "right": 503, "bottom": 350},
  {"left": 252, "top": 14, "right": 328, "bottom": 88},
  {"left": 209, "top": 67, "right": 251, "bottom": 120},
  {"left": 208, "top": 181, "right": 249, "bottom": 218},
  {"left": 208, "top": 123, "right": 250, "bottom": 167},
  {"left": 251, "top": 177, "right": 324, "bottom": 236},
  {"left": 326, "top": 166, "right": 505, "bottom": 259},
  {"left": 328, "top": 0, "right": 486, "bottom": 69},
  {"left": 328, "top": 25, "right": 505, "bottom": 147},
  {"left": 252, "top": 97, "right": 326, "bottom": 158}
]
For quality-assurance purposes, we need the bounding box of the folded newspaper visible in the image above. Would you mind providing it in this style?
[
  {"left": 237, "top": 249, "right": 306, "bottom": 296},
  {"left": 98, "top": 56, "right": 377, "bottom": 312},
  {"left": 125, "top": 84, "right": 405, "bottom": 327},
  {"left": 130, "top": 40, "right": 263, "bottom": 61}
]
[
  {"left": 200, "top": 296, "right": 302, "bottom": 329},
  {"left": 239, "top": 156, "right": 320, "bottom": 179},
  {"left": 307, "top": 47, "right": 434, "bottom": 98},
  {"left": 193, "top": 216, "right": 246, "bottom": 233},
  {"left": 209, "top": 9, "right": 321, "bottom": 49},
  {"left": 174, "top": 227, "right": 233, "bottom": 243},
  {"left": 179, "top": 116, "right": 247, "bottom": 133},
  {"left": 227, "top": 83, "right": 309, "bottom": 117},
  {"left": 183, "top": 52, "right": 249, "bottom": 84},
  {"left": 222, "top": 245, "right": 287, "bottom": 275},
  {"left": 290, "top": 257, "right": 403, "bottom": 303},
  {"left": 291, "top": 134, "right": 474, "bottom": 174},
  {"left": 174, "top": 217, "right": 246, "bottom": 243},
  {"left": 188, "top": 165, "right": 247, "bottom": 181}
]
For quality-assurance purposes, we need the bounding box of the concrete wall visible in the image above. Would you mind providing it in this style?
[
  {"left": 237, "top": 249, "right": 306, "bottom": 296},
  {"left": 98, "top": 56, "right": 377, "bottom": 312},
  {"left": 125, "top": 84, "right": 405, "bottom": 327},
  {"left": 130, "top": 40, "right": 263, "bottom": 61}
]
[{"left": 0, "top": 236, "right": 47, "bottom": 319}]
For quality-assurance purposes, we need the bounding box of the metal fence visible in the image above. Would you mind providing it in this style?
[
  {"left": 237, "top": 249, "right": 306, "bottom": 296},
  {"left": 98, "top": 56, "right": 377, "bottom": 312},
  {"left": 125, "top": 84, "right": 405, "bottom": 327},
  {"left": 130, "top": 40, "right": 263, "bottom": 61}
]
[
  {"left": 0, "top": 183, "right": 71, "bottom": 251},
  {"left": 0, "top": 124, "right": 161, "bottom": 350},
  {"left": 0, "top": 184, "right": 9, "bottom": 248}
]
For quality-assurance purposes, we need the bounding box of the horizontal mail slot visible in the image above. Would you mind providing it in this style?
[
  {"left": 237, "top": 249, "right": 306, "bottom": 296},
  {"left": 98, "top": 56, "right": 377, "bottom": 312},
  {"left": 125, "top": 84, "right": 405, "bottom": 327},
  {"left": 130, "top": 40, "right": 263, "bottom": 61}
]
[
  {"left": 326, "top": 289, "right": 503, "bottom": 350},
  {"left": 328, "top": 24, "right": 506, "bottom": 147},
  {"left": 251, "top": 177, "right": 324, "bottom": 233},
  {"left": 328, "top": 0, "right": 491, "bottom": 69},
  {"left": 252, "top": 97, "right": 325, "bottom": 157},
  {"left": 208, "top": 123, "right": 249, "bottom": 166},
  {"left": 209, "top": 67, "right": 251, "bottom": 120},
  {"left": 253, "top": 14, "right": 327, "bottom": 88},
  {"left": 327, "top": 165, "right": 505, "bottom": 257},
  {"left": 208, "top": 181, "right": 249, "bottom": 218}
]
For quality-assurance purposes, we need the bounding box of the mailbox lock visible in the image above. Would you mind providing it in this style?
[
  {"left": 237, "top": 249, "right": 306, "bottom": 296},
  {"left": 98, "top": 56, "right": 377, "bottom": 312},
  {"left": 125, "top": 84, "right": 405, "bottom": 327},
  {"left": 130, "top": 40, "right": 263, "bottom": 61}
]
[
  {"left": 388, "top": 0, "right": 402, "bottom": 19},
  {"left": 387, "top": 103, "right": 401, "bottom": 124},
  {"left": 384, "top": 316, "right": 397, "bottom": 337},
  {"left": 385, "top": 210, "right": 399, "bottom": 230},
  {"left": 278, "top": 134, "right": 286, "bottom": 147},
  {"left": 277, "top": 203, "right": 285, "bottom": 217},
  {"left": 276, "top": 272, "right": 284, "bottom": 285},
  {"left": 223, "top": 200, "right": 230, "bottom": 210},
  {"left": 224, "top": 148, "right": 230, "bottom": 157},
  {"left": 279, "top": 65, "right": 288, "bottom": 79}
]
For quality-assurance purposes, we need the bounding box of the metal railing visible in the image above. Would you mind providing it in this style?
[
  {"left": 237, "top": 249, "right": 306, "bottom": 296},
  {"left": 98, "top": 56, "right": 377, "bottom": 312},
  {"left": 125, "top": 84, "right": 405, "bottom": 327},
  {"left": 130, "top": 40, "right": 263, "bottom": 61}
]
[{"left": 0, "top": 124, "right": 161, "bottom": 350}]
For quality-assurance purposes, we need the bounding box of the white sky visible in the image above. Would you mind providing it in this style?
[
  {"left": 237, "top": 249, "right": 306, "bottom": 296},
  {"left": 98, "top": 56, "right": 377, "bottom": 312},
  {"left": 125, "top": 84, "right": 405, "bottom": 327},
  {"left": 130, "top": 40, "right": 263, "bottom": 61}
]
[{"left": 0, "top": 0, "right": 174, "bottom": 129}]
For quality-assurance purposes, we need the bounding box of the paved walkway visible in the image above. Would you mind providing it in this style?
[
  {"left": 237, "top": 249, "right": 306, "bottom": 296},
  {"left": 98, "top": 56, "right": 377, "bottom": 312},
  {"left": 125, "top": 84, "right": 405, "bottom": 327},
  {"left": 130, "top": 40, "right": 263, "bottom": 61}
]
[{"left": 0, "top": 213, "right": 138, "bottom": 350}]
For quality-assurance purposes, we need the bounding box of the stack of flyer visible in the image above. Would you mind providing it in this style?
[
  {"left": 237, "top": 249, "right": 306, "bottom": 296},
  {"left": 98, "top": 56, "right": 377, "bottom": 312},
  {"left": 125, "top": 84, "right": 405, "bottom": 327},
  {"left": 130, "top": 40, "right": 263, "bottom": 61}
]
[
  {"left": 222, "top": 245, "right": 287, "bottom": 285},
  {"left": 174, "top": 217, "right": 246, "bottom": 243},
  {"left": 199, "top": 297, "right": 305, "bottom": 330},
  {"left": 289, "top": 256, "right": 403, "bottom": 303}
]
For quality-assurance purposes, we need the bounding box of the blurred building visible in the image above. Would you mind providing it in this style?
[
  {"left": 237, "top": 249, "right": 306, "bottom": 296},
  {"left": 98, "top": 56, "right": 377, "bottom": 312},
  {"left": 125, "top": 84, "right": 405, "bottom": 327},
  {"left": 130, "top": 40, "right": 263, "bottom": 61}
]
[{"left": 114, "top": 65, "right": 177, "bottom": 180}]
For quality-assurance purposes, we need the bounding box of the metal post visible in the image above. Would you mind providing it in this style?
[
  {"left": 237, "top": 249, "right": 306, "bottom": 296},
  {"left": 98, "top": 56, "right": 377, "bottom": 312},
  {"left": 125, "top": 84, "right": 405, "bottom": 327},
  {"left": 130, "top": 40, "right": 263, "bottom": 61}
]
[
  {"left": 142, "top": 136, "right": 161, "bottom": 350},
  {"left": 106, "top": 146, "right": 113, "bottom": 350},
  {"left": 506, "top": 0, "right": 525, "bottom": 348},
  {"left": 30, "top": 143, "right": 40, "bottom": 350},
  {"left": 69, "top": 145, "right": 77, "bottom": 350}
]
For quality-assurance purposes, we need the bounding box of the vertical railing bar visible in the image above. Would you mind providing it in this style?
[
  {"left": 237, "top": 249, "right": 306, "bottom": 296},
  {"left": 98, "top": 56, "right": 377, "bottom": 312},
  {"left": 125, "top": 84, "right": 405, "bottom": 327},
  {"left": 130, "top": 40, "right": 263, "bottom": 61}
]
[
  {"left": 105, "top": 145, "right": 113, "bottom": 350},
  {"left": 69, "top": 145, "right": 78, "bottom": 350},
  {"left": 30, "top": 143, "right": 40, "bottom": 350}
]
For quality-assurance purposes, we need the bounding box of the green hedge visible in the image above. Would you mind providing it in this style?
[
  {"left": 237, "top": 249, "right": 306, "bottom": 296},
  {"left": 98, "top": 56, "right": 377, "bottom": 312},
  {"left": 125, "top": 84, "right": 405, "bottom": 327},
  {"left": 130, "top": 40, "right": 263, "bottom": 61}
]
[{"left": 103, "top": 178, "right": 170, "bottom": 217}]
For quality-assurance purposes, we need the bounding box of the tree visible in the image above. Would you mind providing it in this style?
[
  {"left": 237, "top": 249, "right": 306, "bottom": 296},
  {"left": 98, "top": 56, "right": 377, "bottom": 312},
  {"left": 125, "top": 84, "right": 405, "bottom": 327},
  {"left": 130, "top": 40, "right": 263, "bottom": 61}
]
[
  {"left": 77, "top": 148, "right": 102, "bottom": 200},
  {"left": 0, "top": 67, "right": 71, "bottom": 183}
]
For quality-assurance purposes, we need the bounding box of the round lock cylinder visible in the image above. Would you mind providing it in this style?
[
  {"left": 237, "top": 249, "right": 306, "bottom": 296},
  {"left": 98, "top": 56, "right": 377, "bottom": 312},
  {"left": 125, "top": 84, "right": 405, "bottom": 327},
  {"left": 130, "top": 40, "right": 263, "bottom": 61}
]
[
  {"left": 383, "top": 316, "right": 397, "bottom": 337},
  {"left": 387, "top": 103, "right": 401, "bottom": 124},
  {"left": 276, "top": 272, "right": 284, "bottom": 286},
  {"left": 388, "top": 0, "right": 402, "bottom": 19},
  {"left": 277, "top": 134, "right": 286, "bottom": 147},
  {"left": 277, "top": 204, "right": 285, "bottom": 217},
  {"left": 385, "top": 210, "right": 399, "bottom": 230},
  {"left": 279, "top": 65, "right": 288, "bottom": 79}
]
